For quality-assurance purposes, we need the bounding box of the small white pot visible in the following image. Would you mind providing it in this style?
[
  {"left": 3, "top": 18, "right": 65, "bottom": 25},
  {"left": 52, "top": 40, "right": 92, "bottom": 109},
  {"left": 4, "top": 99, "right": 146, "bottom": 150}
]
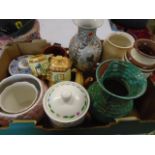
[{"left": 43, "top": 81, "right": 90, "bottom": 128}]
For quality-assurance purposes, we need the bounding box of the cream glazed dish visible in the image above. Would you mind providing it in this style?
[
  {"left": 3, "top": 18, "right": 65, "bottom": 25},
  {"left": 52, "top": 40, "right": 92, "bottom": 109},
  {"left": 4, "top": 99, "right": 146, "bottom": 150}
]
[
  {"left": 43, "top": 81, "right": 90, "bottom": 128},
  {"left": 0, "top": 82, "right": 38, "bottom": 114}
]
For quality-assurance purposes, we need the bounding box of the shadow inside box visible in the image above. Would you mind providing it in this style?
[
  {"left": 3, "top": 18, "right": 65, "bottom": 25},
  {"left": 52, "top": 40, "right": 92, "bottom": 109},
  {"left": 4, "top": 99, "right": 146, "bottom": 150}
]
[
  {"left": 36, "top": 78, "right": 155, "bottom": 133},
  {"left": 135, "top": 79, "right": 155, "bottom": 120},
  {"left": 37, "top": 111, "right": 110, "bottom": 129}
]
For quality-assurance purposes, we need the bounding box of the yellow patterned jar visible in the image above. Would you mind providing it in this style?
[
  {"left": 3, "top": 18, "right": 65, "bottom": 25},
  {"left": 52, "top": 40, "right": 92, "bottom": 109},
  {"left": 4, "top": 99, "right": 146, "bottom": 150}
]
[{"left": 48, "top": 56, "right": 72, "bottom": 85}]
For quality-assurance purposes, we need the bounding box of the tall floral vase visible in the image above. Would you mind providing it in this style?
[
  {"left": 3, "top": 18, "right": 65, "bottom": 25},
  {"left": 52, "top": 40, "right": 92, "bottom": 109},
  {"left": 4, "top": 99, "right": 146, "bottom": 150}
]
[{"left": 69, "top": 19, "right": 104, "bottom": 72}]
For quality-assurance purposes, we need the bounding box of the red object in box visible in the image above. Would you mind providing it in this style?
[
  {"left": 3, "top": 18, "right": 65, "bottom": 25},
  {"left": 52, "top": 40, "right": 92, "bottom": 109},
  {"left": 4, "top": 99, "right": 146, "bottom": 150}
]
[{"left": 150, "top": 71, "right": 155, "bottom": 85}]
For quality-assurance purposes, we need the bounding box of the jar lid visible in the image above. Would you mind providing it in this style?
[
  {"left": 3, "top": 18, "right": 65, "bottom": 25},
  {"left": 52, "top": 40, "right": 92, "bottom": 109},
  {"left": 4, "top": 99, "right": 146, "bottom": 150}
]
[
  {"left": 43, "top": 81, "right": 90, "bottom": 123},
  {"left": 50, "top": 56, "right": 72, "bottom": 72}
]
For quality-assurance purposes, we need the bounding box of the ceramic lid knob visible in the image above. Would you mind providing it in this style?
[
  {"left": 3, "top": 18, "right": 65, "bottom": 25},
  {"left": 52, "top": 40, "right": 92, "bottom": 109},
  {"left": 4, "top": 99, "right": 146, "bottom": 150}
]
[{"left": 61, "top": 91, "right": 72, "bottom": 102}]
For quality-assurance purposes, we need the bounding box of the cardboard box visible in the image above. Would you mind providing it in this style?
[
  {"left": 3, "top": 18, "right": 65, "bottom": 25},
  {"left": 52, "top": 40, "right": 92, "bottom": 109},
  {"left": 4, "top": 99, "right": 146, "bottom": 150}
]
[{"left": 0, "top": 41, "right": 155, "bottom": 135}]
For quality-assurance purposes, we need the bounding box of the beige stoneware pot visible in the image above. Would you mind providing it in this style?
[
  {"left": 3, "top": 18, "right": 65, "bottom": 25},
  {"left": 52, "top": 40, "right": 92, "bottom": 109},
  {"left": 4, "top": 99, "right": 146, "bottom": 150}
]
[{"left": 102, "top": 31, "right": 135, "bottom": 60}]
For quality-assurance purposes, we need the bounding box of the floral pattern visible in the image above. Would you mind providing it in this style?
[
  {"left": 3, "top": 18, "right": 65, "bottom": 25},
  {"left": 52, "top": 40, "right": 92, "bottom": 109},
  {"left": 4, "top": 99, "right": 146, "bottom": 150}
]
[
  {"left": 69, "top": 27, "right": 102, "bottom": 72},
  {"left": 47, "top": 83, "right": 89, "bottom": 120}
]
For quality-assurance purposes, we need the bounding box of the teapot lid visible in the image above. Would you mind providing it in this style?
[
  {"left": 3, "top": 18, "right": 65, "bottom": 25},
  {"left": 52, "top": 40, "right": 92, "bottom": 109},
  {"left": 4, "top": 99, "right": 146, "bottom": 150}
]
[
  {"left": 50, "top": 56, "right": 72, "bottom": 72},
  {"left": 43, "top": 81, "right": 90, "bottom": 123}
]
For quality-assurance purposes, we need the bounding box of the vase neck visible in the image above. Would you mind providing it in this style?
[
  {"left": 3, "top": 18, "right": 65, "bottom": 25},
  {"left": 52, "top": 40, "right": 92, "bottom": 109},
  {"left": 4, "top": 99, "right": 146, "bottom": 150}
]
[{"left": 77, "top": 27, "right": 97, "bottom": 42}]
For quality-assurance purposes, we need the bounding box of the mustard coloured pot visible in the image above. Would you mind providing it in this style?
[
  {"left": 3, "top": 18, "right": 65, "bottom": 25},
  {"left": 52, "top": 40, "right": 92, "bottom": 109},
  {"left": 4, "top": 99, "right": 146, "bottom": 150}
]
[{"left": 47, "top": 56, "right": 72, "bottom": 85}]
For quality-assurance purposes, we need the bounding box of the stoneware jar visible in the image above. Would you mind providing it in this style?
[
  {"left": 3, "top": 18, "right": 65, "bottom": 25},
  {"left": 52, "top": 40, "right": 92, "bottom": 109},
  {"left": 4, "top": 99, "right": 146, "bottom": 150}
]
[
  {"left": 43, "top": 81, "right": 90, "bottom": 128},
  {"left": 0, "top": 74, "right": 47, "bottom": 126},
  {"left": 88, "top": 60, "right": 147, "bottom": 123},
  {"left": 102, "top": 31, "right": 135, "bottom": 60},
  {"left": 123, "top": 49, "right": 155, "bottom": 78},
  {"left": 134, "top": 39, "right": 155, "bottom": 69},
  {"left": 126, "top": 48, "right": 155, "bottom": 70},
  {"left": 69, "top": 19, "right": 104, "bottom": 72}
]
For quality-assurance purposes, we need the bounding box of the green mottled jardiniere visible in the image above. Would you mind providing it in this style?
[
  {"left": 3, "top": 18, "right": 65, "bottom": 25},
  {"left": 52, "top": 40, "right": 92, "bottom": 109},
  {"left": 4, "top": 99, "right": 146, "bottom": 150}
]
[{"left": 88, "top": 60, "right": 147, "bottom": 123}]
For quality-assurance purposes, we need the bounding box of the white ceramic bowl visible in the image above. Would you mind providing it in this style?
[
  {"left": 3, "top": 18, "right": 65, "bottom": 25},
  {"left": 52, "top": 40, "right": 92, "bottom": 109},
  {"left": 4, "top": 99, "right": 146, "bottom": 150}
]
[
  {"left": 0, "top": 74, "right": 48, "bottom": 126},
  {"left": 43, "top": 81, "right": 90, "bottom": 128},
  {"left": 0, "top": 82, "right": 38, "bottom": 114}
]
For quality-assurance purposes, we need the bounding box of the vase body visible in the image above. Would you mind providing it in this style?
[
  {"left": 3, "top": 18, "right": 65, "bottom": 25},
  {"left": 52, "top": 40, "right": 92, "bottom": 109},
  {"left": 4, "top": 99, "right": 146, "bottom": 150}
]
[
  {"left": 88, "top": 60, "right": 147, "bottom": 123},
  {"left": 69, "top": 20, "right": 103, "bottom": 72}
]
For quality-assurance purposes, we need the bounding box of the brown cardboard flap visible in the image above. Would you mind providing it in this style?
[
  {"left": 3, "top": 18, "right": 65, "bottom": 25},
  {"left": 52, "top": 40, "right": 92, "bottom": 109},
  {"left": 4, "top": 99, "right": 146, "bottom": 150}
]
[
  {"left": 0, "top": 43, "right": 21, "bottom": 81},
  {"left": 16, "top": 39, "right": 51, "bottom": 55},
  {"left": 0, "top": 49, "right": 10, "bottom": 81},
  {"left": 4, "top": 43, "right": 21, "bottom": 60}
]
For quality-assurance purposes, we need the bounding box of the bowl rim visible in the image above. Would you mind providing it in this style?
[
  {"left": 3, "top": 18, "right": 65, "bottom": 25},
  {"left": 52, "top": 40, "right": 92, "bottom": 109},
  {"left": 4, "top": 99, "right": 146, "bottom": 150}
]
[
  {"left": 126, "top": 51, "right": 155, "bottom": 71},
  {"left": 0, "top": 81, "right": 38, "bottom": 114},
  {"left": 126, "top": 49, "right": 155, "bottom": 70},
  {"left": 0, "top": 74, "right": 44, "bottom": 117},
  {"left": 134, "top": 39, "right": 155, "bottom": 59},
  {"left": 43, "top": 81, "right": 90, "bottom": 124},
  {"left": 106, "top": 31, "right": 135, "bottom": 49},
  {"left": 96, "top": 60, "right": 147, "bottom": 100}
]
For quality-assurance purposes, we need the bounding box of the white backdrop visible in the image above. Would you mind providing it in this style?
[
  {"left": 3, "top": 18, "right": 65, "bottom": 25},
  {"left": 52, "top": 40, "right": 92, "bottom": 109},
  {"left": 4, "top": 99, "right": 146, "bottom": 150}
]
[{"left": 39, "top": 19, "right": 112, "bottom": 47}]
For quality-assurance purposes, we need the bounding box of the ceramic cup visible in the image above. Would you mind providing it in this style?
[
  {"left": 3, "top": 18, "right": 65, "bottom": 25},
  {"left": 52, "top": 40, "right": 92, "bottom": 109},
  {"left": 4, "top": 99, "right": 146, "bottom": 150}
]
[
  {"left": 0, "top": 74, "right": 48, "bottom": 126},
  {"left": 102, "top": 31, "right": 135, "bottom": 60},
  {"left": 0, "top": 82, "right": 38, "bottom": 114}
]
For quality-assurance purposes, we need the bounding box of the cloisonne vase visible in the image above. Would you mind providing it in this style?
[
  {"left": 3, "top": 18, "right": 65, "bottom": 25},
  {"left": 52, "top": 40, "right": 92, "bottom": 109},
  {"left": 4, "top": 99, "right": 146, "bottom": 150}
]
[
  {"left": 88, "top": 60, "right": 147, "bottom": 123},
  {"left": 69, "top": 19, "right": 104, "bottom": 72}
]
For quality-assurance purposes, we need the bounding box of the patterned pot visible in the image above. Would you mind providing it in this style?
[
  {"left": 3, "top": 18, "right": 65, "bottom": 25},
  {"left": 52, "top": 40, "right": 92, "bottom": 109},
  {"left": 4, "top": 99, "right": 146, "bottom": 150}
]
[
  {"left": 88, "top": 60, "right": 147, "bottom": 123},
  {"left": 69, "top": 19, "right": 103, "bottom": 72}
]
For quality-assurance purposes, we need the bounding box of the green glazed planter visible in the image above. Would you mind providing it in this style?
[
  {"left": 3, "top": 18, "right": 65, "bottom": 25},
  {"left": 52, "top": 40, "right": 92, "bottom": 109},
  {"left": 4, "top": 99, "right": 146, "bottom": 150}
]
[{"left": 88, "top": 60, "right": 147, "bottom": 123}]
